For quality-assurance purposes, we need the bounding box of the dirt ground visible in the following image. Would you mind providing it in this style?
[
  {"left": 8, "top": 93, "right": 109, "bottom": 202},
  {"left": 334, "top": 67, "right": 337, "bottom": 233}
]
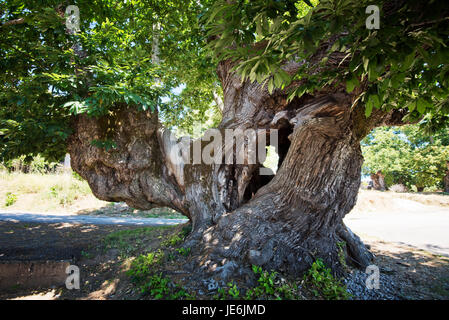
[
  {"left": 0, "top": 220, "right": 186, "bottom": 300},
  {"left": 0, "top": 220, "right": 448, "bottom": 300},
  {"left": 0, "top": 220, "right": 143, "bottom": 262},
  {"left": 362, "top": 236, "right": 449, "bottom": 299}
]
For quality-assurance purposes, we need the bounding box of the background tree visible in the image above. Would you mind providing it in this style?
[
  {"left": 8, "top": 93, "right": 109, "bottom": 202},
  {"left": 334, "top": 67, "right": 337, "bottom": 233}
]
[
  {"left": 362, "top": 125, "right": 449, "bottom": 191},
  {"left": 1, "top": 0, "right": 449, "bottom": 277}
]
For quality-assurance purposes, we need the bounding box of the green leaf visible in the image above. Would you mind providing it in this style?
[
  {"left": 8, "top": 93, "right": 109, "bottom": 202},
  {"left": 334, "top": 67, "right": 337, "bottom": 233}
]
[
  {"left": 416, "top": 98, "right": 427, "bottom": 114},
  {"left": 365, "top": 101, "right": 373, "bottom": 118},
  {"left": 401, "top": 52, "right": 415, "bottom": 71},
  {"left": 368, "top": 60, "right": 378, "bottom": 82},
  {"left": 363, "top": 56, "right": 370, "bottom": 72},
  {"left": 346, "top": 75, "right": 359, "bottom": 93}
]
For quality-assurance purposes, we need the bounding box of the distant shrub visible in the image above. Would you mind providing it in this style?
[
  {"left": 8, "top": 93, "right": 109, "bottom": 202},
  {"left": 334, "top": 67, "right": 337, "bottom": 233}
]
[
  {"left": 2, "top": 155, "right": 60, "bottom": 174},
  {"left": 389, "top": 184, "right": 408, "bottom": 193},
  {"left": 5, "top": 192, "right": 17, "bottom": 206},
  {"left": 424, "top": 185, "right": 440, "bottom": 192},
  {"left": 47, "top": 178, "right": 91, "bottom": 206}
]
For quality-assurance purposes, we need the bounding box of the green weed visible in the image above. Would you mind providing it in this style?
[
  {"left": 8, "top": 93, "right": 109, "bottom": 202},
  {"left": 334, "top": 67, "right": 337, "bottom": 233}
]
[
  {"left": 303, "top": 259, "right": 351, "bottom": 300},
  {"left": 5, "top": 192, "right": 17, "bottom": 206},
  {"left": 127, "top": 251, "right": 190, "bottom": 299},
  {"left": 176, "top": 247, "right": 191, "bottom": 256}
]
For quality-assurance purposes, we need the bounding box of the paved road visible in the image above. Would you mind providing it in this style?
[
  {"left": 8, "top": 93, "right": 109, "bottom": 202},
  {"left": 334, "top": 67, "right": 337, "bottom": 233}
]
[
  {"left": 345, "top": 199, "right": 449, "bottom": 257},
  {"left": 0, "top": 212, "right": 188, "bottom": 226},
  {"left": 2, "top": 198, "right": 448, "bottom": 258}
]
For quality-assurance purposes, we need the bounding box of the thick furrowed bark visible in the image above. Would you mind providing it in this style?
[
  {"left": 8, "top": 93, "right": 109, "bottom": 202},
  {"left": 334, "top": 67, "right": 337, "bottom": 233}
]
[
  {"left": 68, "top": 107, "right": 188, "bottom": 215},
  {"left": 67, "top": 61, "right": 410, "bottom": 279},
  {"left": 199, "top": 95, "right": 374, "bottom": 276}
]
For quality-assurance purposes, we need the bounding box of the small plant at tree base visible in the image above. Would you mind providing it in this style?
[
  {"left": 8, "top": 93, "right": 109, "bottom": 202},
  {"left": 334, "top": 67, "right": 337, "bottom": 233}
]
[
  {"left": 176, "top": 247, "right": 191, "bottom": 256},
  {"left": 213, "top": 282, "right": 240, "bottom": 300},
  {"left": 303, "top": 259, "right": 351, "bottom": 300},
  {"left": 162, "top": 233, "right": 184, "bottom": 247},
  {"left": 245, "top": 265, "right": 300, "bottom": 300},
  {"left": 161, "top": 225, "right": 192, "bottom": 248},
  {"left": 212, "top": 265, "right": 301, "bottom": 300},
  {"left": 142, "top": 273, "right": 170, "bottom": 298},
  {"left": 140, "top": 273, "right": 191, "bottom": 299},
  {"left": 127, "top": 250, "right": 165, "bottom": 284},
  {"left": 167, "top": 253, "right": 176, "bottom": 261},
  {"left": 227, "top": 282, "right": 240, "bottom": 299},
  {"left": 5, "top": 192, "right": 17, "bottom": 207},
  {"left": 127, "top": 252, "right": 191, "bottom": 299},
  {"left": 214, "top": 287, "right": 228, "bottom": 300},
  {"left": 336, "top": 241, "right": 349, "bottom": 272},
  {"left": 81, "top": 250, "right": 93, "bottom": 259},
  {"left": 103, "top": 226, "right": 159, "bottom": 257}
]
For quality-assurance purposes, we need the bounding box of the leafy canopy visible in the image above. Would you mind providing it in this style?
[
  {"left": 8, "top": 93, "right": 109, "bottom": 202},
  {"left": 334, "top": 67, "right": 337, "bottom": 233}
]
[
  {"left": 205, "top": 0, "right": 449, "bottom": 126},
  {"left": 0, "top": 0, "right": 218, "bottom": 162},
  {"left": 1, "top": 0, "right": 449, "bottom": 163}
]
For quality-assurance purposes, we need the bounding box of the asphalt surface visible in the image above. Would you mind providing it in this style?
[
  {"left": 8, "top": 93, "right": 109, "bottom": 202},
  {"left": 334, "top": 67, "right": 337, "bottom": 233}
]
[
  {"left": 0, "top": 212, "right": 188, "bottom": 226},
  {"left": 345, "top": 199, "right": 449, "bottom": 257},
  {"left": 1, "top": 198, "right": 448, "bottom": 258}
]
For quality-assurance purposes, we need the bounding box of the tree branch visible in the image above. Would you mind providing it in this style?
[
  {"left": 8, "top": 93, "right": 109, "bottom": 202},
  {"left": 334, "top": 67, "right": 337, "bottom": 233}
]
[{"left": 1, "top": 18, "right": 25, "bottom": 27}]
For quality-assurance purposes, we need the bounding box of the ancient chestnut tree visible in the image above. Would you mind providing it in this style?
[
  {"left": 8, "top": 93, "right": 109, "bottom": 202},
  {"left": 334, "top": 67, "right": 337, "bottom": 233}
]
[{"left": 1, "top": 0, "right": 449, "bottom": 276}]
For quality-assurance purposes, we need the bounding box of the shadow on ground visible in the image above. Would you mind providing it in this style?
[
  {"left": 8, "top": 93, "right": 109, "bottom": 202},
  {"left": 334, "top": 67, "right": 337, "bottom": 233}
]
[
  {"left": 364, "top": 239, "right": 449, "bottom": 299},
  {"left": 75, "top": 204, "right": 184, "bottom": 219},
  {"left": 0, "top": 221, "right": 448, "bottom": 300}
]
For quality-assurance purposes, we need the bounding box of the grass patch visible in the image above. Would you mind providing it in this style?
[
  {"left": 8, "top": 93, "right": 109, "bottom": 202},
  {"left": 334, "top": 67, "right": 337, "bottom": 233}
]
[
  {"left": 103, "top": 226, "right": 172, "bottom": 257},
  {"left": 127, "top": 249, "right": 166, "bottom": 283},
  {"left": 0, "top": 171, "right": 187, "bottom": 218},
  {"left": 0, "top": 172, "right": 95, "bottom": 211},
  {"left": 77, "top": 203, "right": 186, "bottom": 219},
  {"left": 176, "top": 247, "right": 191, "bottom": 256},
  {"left": 161, "top": 233, "right": 184, "bottom": 247},
  {"left": 140, "top": 208, "right": 185, "bottom": 219}
]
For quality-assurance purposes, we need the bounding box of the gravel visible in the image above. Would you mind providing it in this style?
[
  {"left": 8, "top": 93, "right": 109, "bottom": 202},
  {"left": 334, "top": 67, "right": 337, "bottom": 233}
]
[{"left": 343, "top": 269, "right": 404, "bottom": 300}]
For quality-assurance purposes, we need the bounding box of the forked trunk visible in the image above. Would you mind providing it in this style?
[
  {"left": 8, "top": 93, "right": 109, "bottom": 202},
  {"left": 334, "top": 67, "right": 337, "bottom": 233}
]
[
  {"left": 68, "top": 60, "right": 407, "bottom": 277},
  {"left": 199, "top": 81, "right": 374, "bottom": 275}
]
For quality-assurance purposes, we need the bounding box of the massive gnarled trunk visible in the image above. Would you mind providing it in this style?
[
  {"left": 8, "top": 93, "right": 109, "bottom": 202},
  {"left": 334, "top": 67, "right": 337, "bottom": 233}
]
[{"left": 68, "top": 59, "right": 407, "bottom": 277}]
